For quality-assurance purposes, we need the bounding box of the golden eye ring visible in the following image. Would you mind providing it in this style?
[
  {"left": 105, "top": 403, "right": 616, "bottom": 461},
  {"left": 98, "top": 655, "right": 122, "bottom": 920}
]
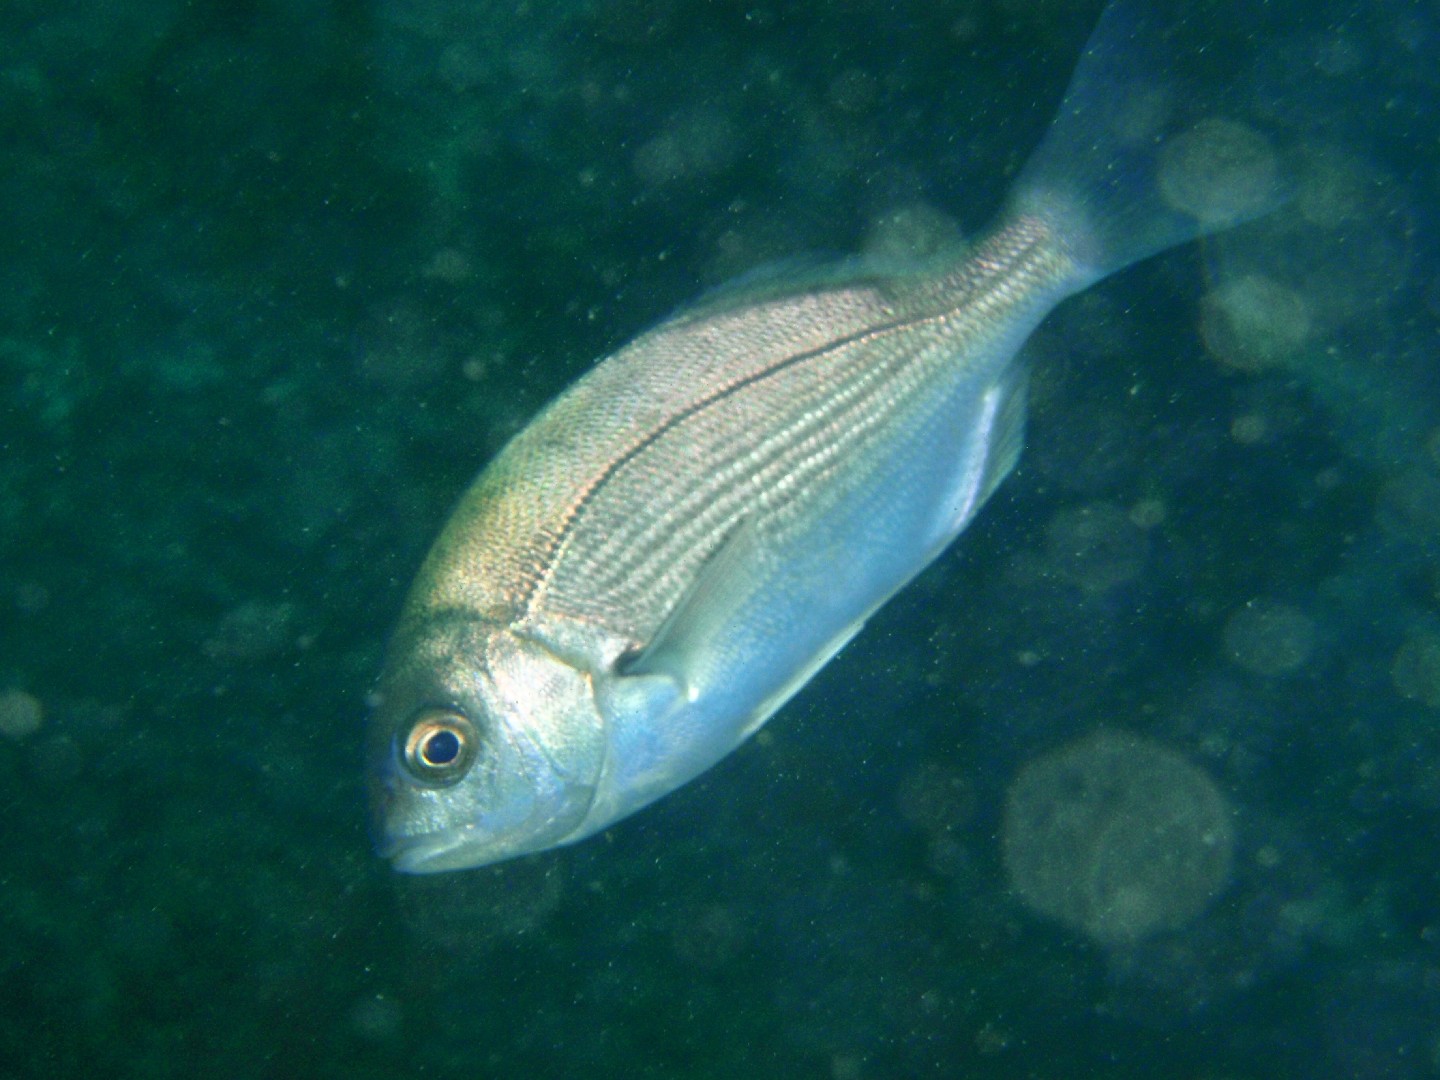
[{"left": 401, "top": 709, "right": 477, "bottom": 785}]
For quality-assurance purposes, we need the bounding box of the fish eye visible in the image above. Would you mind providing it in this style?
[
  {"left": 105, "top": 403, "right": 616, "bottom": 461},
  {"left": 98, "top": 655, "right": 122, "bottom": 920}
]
[{"left": 401, "top": 709, "right": 477, "bottom": 785}]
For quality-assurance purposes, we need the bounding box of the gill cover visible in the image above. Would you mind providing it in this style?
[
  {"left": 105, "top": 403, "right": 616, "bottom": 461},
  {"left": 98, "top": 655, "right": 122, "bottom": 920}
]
[{"left": 369, "top": 613, "right": 607, "bottom": 873}]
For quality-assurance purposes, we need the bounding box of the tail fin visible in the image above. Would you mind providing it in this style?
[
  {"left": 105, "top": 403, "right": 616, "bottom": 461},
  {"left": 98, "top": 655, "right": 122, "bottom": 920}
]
[{"left": 1007, "top": 0, "right": 1293, "bottom": 286}]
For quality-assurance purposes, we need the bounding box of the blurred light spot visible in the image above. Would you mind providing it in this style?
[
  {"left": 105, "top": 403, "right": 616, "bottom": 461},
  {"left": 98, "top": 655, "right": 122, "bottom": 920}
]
[
  {"left": 1378, "top": 465, "right": 1440, "bottom": 544},
  {"left": 349, "top": 992, "right": 403, "bottom": 1044},
  {"left": 14, "top": 582, "right": 49, "bottom": 613},
  {"left": 421, "top": 247, "right": 474, "bottom": 284},
  {"left": 28, "top": 734, "right": 84, "bottom": 783},
  {"left": 1223, "top": 599, "right": 1315, "bottom": 677},
  {"left": 671, "top": 903, "right": 744, "bottom": 971},
  {"left": 0, "top": 688, "right": 43, "bottom": 739},
  {"left": 895, "top": 762, "right": 975, "bottom": 835},
  {"left": 632, "top": 109, "right": 738, "bottom": 186},
  {"left": 436, "top": 43, "right": 490, "bottom": 94},
  {"left": 202, "top": 600, "right": 299, "bottom": 662},
  {"left": 1002, "top": 730, "right": 1234, "bottom": 946},
  {"left": 1158, "top": 117, "right": 1279, "bottom": 226},
  {"left": 1391, "top": 633, "right": 1440, "bottom": 708},
  {"left": 1297, "top": 147, "right": 1381, "bottom": 230},
  {"left": 1200, "top": 274, "right": 1312, "bottom": 373},
  {"left": 925, "top": 833, "right": 974, "bottom": 880},
  {"left": 863, "top": 202, "right": 965, "bottom": 265},
  {"left": 357, "top": 300, "right": 449, "bottom": 389},
  {"left": 1230, "top": 412, "right": 1270, "bottom": 444},
  {"left": 1045, "top": 501, "right": 1149, "bottom": 593},
  {"left": 1128, "top": 498, "right": 1166, "bottom": 530},
  {"left": 827, "top": 68, "right": 878, "bottom": 114}
]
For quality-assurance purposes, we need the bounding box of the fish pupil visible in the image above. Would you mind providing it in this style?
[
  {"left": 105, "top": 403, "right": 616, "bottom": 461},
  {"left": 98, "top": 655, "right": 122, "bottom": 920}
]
[{"left": 423, "top": 729, "right": 461, "bottom": 766}]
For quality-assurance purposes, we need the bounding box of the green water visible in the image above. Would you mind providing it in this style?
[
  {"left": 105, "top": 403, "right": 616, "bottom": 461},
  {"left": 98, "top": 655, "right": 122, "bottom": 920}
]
[{"left": 2, "top": 0, "right": 1437, "bottom": 1076}]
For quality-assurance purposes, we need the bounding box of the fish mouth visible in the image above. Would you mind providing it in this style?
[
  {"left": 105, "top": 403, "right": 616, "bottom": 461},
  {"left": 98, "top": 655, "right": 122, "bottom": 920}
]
[
  {"left": 378, "top": 810, "right": 591, "bottom": 873},
  {"left": 378, "top": 827, "right": 484, "bottom": 874},
  {"left": 369, "top": 775, "right": 486, "bottom": 873}
]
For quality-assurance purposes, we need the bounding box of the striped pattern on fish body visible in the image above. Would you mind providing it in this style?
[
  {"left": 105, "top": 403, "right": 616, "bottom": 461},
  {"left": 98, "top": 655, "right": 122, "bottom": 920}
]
[
  {"left": 408, "top": 216, "right": 1076, "bottom": 656},
  {"left": 369, "top": 0, "right": 1291, "bottom": 872}
]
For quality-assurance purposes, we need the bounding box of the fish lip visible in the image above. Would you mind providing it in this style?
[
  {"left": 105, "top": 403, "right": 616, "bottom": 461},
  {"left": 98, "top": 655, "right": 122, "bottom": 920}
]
[{"left": 378, "top": 827, "right": 477, "bottom": 874}]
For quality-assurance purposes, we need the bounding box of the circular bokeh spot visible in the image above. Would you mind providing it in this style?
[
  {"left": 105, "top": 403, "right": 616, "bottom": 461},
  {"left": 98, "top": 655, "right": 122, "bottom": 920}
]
[
  {"left": 1158, "top": 117, "right": 1279, "bottom": 226},
  {"left": 1200, "top": 273, "right": 1312, "bottom": 373},
  {"left": 1002, "top": 731, "right": 1234, "bottom": 947},
  {"left": 1391, "top": 633, "right": 1440, "bottom": 708},
  {"left": 1223, "top": 600, "right": 1316, "bottom": 677},
  {"left": 1045, "top": 501, "right": 1149, "bottom": 593},
  {"left": 0, "top": 689, "right": 43, "bottom": 740}
]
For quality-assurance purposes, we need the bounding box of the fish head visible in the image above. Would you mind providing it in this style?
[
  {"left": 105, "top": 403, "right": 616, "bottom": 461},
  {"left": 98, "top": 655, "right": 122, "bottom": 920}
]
[{"left": 368, "top": 612, "right": 606, "bottom": 873}]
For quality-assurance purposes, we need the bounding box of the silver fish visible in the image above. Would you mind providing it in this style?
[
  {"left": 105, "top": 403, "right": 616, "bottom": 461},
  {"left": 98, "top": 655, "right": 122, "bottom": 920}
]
[{"left": 369, "top": 1, "right": 1284, "bottom": 872}]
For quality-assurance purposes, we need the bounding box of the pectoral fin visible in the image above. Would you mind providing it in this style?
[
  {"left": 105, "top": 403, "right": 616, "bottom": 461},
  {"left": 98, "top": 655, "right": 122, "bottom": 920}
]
[
  {"left": 593, "top": 666, "right": 684, "bottom": 731},
  {"left": 618, "top": 517, "right": 765, "bottom": 699}
]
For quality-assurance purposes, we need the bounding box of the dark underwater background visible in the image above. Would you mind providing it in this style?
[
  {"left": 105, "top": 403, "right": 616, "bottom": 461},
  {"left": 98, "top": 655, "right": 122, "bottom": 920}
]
[{"left": 3, "top": 0, "right": 1438, "bottom": 1076}]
